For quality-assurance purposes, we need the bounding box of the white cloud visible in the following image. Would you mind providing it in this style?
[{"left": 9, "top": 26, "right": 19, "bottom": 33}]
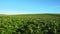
[
  {"left": 0, "top": 10, "right": 27, "bottom": 14},
  {"left": 0, "top": 10, "right": 36, "bottom": 15}
]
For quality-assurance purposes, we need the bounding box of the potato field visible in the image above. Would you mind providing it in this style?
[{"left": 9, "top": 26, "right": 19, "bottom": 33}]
[{"left": 0, "top": 14, "right": 60, "bottom": 34}]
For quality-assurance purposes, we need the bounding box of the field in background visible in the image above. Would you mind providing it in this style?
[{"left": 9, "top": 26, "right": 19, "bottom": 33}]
[{"left": 0, "top": 14, "right": 60, "bottom": 34}]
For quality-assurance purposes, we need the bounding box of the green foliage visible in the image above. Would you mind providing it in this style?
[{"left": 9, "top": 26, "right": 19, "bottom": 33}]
[{"left": 0, "top": 14, "right": 60, "bottom": 34}]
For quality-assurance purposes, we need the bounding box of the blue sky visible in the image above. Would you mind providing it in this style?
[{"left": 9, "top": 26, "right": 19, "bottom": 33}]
[{"left": 0, "top": 0, "right": 60, "bottom": 14}]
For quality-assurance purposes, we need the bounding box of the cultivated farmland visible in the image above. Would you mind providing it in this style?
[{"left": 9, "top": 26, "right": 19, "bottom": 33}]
[{"left": 0, "top": 14, "right": 60, "bottom": 34}]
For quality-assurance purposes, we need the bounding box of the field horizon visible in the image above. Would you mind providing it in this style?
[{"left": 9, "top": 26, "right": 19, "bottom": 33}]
[{"left": 0, "top": 13, "right": 60, "bottom": 15}]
